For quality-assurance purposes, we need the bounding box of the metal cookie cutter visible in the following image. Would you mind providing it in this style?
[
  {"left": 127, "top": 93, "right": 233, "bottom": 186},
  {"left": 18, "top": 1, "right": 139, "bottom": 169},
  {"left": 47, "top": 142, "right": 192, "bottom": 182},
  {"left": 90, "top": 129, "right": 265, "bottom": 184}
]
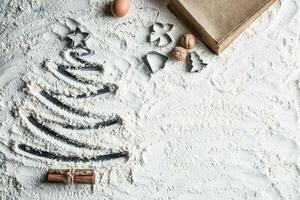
[{"left": 66, "top": 27, "right": 90, "bottom": 49}]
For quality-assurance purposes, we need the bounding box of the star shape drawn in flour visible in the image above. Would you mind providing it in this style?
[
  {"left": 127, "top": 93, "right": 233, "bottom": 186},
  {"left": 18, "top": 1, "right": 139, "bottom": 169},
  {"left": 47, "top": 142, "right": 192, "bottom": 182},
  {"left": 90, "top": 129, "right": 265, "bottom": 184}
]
[{"left": 66, "top": 27, "right": 90, "bottom": 48}]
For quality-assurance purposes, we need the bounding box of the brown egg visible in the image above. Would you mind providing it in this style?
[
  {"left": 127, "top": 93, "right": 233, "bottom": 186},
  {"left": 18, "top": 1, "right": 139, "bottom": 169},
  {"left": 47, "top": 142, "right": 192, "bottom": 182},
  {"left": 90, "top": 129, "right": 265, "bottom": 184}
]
[{"left": 111, "top": 0, "right": 132, "bottom": 17}]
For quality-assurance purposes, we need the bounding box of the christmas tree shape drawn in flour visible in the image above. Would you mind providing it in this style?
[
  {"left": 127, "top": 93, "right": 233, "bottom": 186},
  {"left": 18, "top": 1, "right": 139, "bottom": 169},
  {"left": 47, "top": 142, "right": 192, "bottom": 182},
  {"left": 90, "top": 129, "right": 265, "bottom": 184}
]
[{"left": 15, "top": 28, "right": 128, "bottom": 163}]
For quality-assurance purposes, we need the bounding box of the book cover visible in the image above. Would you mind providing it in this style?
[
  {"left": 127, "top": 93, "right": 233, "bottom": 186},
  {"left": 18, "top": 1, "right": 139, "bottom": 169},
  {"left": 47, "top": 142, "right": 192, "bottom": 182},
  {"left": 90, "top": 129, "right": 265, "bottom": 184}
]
[{"left": 169, "top": 0, "right": 276, "bottom": 54}]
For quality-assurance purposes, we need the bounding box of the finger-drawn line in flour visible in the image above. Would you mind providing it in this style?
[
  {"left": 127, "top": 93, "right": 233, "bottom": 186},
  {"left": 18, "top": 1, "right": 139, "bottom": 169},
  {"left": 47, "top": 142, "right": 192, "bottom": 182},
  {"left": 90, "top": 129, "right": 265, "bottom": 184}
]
[
  {"left": 50, "top": 85, "right": 114, "bottom": 99},
  {"left": 58, "top": 63, "right": 102, "bottom": 72},
  {"left": 56, "top": 65, "right": 103, "bottom": 85},
  {"left": 32, "top": 78, "right": 112, "bottom": 98},
  {"left": 18, "top": 144, "right": 128, "bottom": 162},
  {"left": 47, "top": 48, "right": 104, "bottom": 87},
  {"left": 28, "top": 110, "right": 122, "bottom": 130},
  {"left": 26, "top": 89, "right": 101, "bottom": 122},
  {"left": 60, "top": 48, "right": 105, "bottom": 70},
  {"left": 137, "top": 7, "right": 159, "bottom": 28},
  {"left": 73, "top": 85, "right": 112, "bottom": 98},
  {"left": 40, "top": 90, "right": 93, "bottom": 117},
  {"left": 26, "top": 115, "right": 100, "bottom": 150},
  {"left": 22, "top": 101, "right": 121, "bottom": 132},
  {"left": 149, "top": 23, "right": 174, "bottom": 47},
  {"left": 44, "top": 61, "right": 99, "bottom": 91},
  {"left": 61, "top": 116, "right": 122, "bottom": 130}
]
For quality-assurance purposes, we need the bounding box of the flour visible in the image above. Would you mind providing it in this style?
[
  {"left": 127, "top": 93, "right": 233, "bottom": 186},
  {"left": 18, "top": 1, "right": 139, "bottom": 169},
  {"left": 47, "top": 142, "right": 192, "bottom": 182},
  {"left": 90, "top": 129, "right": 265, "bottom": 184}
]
[{"left": 0, "top": 0, "right": 300, "bottom": 199}]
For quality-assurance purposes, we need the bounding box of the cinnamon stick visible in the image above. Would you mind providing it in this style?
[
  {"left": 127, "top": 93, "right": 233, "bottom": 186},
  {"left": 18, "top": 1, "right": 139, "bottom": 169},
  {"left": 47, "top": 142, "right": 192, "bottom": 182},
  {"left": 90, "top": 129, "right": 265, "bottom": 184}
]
[{"left": 47, "top": 169, "right": 95, "bottom": 184}]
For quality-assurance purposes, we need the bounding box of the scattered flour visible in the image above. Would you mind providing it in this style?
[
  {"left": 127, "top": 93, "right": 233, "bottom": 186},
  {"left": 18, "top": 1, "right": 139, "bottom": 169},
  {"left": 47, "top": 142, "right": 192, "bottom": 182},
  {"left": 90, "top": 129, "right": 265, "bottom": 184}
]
[{"left": 0, "top": 0, "right": 300, "bottom": 199}]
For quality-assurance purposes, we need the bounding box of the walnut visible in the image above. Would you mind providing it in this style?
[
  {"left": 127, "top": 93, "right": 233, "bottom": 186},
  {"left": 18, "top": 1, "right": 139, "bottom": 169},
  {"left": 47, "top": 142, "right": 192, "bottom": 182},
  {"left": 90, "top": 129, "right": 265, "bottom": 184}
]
[
  {"left": 171, "top": 46, "right": 188, "bottom": 61},
  {"left": 180, "top": 33, "right": 196, "bottom": 49}
]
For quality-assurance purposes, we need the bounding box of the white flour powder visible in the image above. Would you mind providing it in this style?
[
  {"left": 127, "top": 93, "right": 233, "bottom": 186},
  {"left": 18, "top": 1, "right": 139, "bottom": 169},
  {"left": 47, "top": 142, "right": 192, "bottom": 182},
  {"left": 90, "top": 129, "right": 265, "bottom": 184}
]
[{"left": 0, "top": 0, "right": 300, "bottom": 199}]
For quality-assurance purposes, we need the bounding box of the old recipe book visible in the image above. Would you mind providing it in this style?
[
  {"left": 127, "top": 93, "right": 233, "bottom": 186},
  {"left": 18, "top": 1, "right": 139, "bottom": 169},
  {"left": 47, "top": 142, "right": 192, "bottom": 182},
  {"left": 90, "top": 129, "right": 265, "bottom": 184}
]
[{"left": 169, "top": 0, "right": 276, "bottom": 54}]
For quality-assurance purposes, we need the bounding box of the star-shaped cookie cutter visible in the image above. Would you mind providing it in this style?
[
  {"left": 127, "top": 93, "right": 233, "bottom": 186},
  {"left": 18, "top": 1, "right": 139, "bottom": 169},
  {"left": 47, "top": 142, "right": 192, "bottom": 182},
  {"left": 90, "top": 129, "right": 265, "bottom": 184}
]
[{"left": 66, "top": 27, "right": 90, "bottom": 49}]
